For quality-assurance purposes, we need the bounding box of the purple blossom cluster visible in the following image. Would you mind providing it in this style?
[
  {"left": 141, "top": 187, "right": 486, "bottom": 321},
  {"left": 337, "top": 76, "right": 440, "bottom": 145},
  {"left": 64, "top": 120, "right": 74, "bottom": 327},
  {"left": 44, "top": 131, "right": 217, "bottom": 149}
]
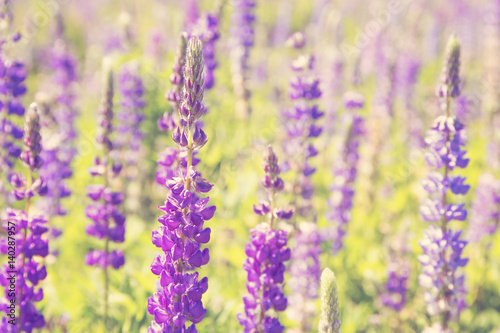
[
  {"left": 0, "top": 104, "right": 49, "bottom": 332},
  {"left": 84, "top": 67, "right": 125, "bottom": 270},
  {"left": 418, "top": 35, "right": 469, "bottom": 331},
  {"left": 230, "top": 0, "right": 256, "bottom": 116},
  {"left": 381, "top": 262, "right": 409, "bottom": 312},
  {"left": 38, "top": 39, "right": 78, "bottom": 218},
  {"left": 466, "top": 173, "right": 500, "bottom": 243},
  {"left": 0, "top": 49, "right": 27, "bottom": 203},
  {"left": 193, "top": 12, "right": 220, "bottom": 90},
  {"left": 283, "top": 32, "right": 323, "bottom": 331},
  {"left": 148, "top": 36, "right": 215, "bottom": 333},
  {"left": 326, "top": 93, "right": 364, "bottom": 253},
  {"left": 283, "top": 32, "right": 323, "bottom": 219},
  {"left": 238, "top": 145, "right": 292, "bottom": 333},
  {"left": 114, "top": 62, "right": 146, "bottom": 177},
  {"left": 287, "top": 222, "right": 321, "bottom": 331}
]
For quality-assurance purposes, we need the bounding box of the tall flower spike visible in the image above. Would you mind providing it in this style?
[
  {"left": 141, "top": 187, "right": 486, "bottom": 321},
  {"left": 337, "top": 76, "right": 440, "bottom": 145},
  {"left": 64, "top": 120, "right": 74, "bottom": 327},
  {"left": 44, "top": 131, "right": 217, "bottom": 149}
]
[
  {"left": 192, "top": 5, "right": 221, "bottom": 91},
  {"left": 38, "top": 34, "right": 79, "bottom": 220},
  {"left": 319, "top": 268, "right": 341, "bottom": 333},
  {"left": 148, "top": 35, "right": 215, "bottom": 333},
  {"left": 84, "top": 62, "right": 126, "bottom": 331},
  {"left": 0, "top": 35, "right": 28, "bottom": 205},
  {"left": 419, "top": 35, "right": 469, "bottom": 332},
  {"left": 115, "top": 61, "right": 146, "bottom": 180},
  {"left": 1, "top": 103, "right": 49, "bottom": 332},
  {"left": 325, "top": 92, "right": 365, "bottom": 254},
  {"left": 230, "top": 0, "right": 256, "bottom": 117},
  {"left": 284, "top": 32, "right": 323, "bottom": 332},
  {"left": 237, "top": 145, "right": 292, "bottom": 333}
]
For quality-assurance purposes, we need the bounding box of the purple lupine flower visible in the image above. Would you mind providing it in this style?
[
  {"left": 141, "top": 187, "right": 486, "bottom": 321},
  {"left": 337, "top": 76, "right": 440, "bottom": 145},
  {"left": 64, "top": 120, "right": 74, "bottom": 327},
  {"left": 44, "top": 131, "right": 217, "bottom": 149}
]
[
  {"left": 419, "top": 35, "right": 469, "bottom": 331},
  {"left": 0, "top": 45, "right": 27, "bottom": 204},
  {"left": 466, "top": 173, "right": 500, "bottom": 243},
  {"left": 38, "top": 37, "right": 78, "bottom": 219},
  {"left": 287, "top": 221, "right": 321, "bottom": 331},
  {"left": 396, "top": 52, "right": 423, "bottom": 149},
  {"left": 84, "top": 64, "right": 125, "bottom": 329},
  {"left": 381, "top": 262, "right": 409, "bottom": 312},
  {"left": 114, "top": 61, "right": 145, "bottom": 179},
  {"left": 148, "top": 36, "right": 215, "bottom": 333},
  {"left": 0, "top": 104, "right": 49, "bottom": 333},
  {"left": 192, "top": 10, "right": 220, "bottom": 91},
  {"left": 283, "top": 32, "right": 323, "bottom": 219},
  {"left": 237, "top": 145, "right": 292, "bottom": 333},
  {"left": 282, "top": 32, "right": 324, "bottom": 332},
  {"left": 230, "top": 0, "right": 256, "bottom": 117},
  {"left": 325, "top": 92, "right": 364, "bottom": 253}
]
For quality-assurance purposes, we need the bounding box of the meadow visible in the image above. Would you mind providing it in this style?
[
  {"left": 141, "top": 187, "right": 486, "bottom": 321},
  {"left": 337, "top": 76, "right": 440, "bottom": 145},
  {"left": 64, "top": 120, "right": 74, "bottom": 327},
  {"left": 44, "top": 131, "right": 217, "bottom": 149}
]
[{"left": 0, "top": 0, "right": 499, "bottom": 332}]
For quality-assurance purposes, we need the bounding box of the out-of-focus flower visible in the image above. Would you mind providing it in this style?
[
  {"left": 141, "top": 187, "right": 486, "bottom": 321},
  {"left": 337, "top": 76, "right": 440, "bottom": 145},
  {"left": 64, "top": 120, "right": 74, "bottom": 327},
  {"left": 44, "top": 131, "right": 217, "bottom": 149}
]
[
  {"left": 230, "top": 0, "right": 256, "bottom": 117},
  {"left": 419, "top": 35, "right": 469, "bottom": 331},
  {"left": 466, "top": 173, "right": 500, "bottom": 243}
]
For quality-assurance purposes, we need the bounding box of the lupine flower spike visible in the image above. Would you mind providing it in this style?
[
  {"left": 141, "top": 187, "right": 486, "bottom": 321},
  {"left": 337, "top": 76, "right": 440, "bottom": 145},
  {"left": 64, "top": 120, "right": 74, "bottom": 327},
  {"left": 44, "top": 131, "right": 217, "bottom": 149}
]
[
  {"left": 115, "top": 61, "right": 146, "bottom": 181},
  {"left": 284, "top": 32, "right": 323, "bottom": 332},
  {"left": 1, "top": 104, "right": 49, "bottom": 332},
  {"left": 230, "top": 0, "right": 256, "bottom": 117},
  {"left": 84, "top": 62, "right": 126, "bottom": 330},
  {"left": 38, "top": 30, "right": 78, "bottom": 221},
  {"left": 419, "top": 35, "right": 469, "bottom": 333},
  {"left": 237, "top": 145, "right": 293, "bottom": 333},
  {"left": 325, "top": 92, "right": 365, "bottom": 253},
  {"left": 148, "top": 35, "right": 215, "bottom": 333},
  {"left": 319, "top": 268, "right": 341, "bottom": 333},
  {"left": 0, "top": 29, "right": 27, "bottom": 206}
]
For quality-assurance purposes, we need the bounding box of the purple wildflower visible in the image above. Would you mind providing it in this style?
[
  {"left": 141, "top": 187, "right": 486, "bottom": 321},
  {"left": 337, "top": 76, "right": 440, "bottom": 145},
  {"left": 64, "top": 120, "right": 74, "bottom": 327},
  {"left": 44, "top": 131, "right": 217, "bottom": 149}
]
[
  {"left": 38, "top": 36, "right": 78, "bottom": 219},
  {"left": 0, "top": 104, "right": 49, "bottom": 332},
  {"left": 419, "top": 35, "right": 469, "bottom": 330},
  {"left": 287, "top": 222, "right": 321, "bottom": 331},
  {"left": 230, "top": 0, "right": 256, "bottom": 117},
  {"left": 114, "top": 61, "right": 146, "bottom": 179},
  {"left": 325, "top": 92, "right": 364, "bottom": 253},
  {"left": 192, "top": 10, "right": 220, "bottom": 91},
  {"left": 466, "top": 173, "right": 500, "bottom": 243},
  {"left": 0, "top": 45, "right": 27, "bottom": 204},
  {"left": 283, "top": 33, "right": 323, "bottom": 219},
  {"left": 84, "top": 64, "right": 125, "bottom": 329},
  {"left": 237, "top": 146, "right": 292, "bottom": 333},
  {"left": 283, "top": 33, "right": 323, "bottom": 331},
  {"left": 381, "top": 262, "right": 409, "bottom": 312},
  {"left": 148, "top": 36, "right": 215, "bottom": 333}
]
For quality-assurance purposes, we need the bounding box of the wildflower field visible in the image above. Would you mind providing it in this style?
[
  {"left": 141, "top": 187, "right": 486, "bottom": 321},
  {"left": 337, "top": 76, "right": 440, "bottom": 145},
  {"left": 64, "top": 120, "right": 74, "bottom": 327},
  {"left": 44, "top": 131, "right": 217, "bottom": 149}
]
[{"left": 1, "top": 0, "right": 500, "bottom": 332}]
